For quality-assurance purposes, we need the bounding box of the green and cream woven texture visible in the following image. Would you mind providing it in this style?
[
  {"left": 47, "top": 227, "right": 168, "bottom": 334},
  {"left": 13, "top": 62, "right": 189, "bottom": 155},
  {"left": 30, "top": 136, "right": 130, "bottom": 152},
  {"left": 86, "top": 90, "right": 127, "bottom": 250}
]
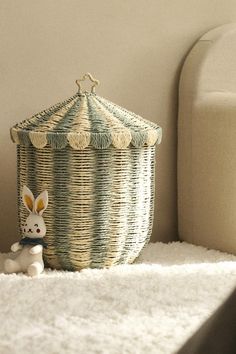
[{"left": 11, "top": 73, "right": 162, "bottom": 270}]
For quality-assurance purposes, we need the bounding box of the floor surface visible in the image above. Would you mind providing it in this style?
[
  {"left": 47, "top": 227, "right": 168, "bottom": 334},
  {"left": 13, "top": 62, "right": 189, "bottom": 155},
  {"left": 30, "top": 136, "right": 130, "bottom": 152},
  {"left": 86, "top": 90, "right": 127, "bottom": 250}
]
[{"left": 1, "top": 242, "right": 236, "bottom": 354}]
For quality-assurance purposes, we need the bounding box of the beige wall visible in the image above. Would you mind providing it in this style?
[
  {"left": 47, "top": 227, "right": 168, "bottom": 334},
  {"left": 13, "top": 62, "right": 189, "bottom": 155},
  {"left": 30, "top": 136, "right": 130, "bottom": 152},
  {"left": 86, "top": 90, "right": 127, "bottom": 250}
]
[{"left": 1, "top": 0, "right": 236, "bottom": 251}]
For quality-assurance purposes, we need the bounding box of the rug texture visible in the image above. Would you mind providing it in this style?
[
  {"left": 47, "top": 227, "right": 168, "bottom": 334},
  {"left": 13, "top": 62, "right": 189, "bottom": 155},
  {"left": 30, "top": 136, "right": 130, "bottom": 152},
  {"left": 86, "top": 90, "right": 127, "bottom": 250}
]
[{"left": 0, "top": 242, "right": 236, "bottom": 354}]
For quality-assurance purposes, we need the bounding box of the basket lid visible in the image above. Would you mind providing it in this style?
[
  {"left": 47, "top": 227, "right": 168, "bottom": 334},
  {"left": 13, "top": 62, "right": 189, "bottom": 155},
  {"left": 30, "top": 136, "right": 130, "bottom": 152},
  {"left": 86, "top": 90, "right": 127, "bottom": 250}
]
[{"left": 10, "top": 73, "right": 162, "bottom": 150}]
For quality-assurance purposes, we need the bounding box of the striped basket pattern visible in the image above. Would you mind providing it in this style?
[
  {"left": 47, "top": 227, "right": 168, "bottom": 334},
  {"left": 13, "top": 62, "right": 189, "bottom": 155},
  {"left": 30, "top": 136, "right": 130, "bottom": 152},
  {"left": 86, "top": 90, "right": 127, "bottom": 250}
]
[{"left": 11, "top": 74, "right": 162, "bottom": 270}]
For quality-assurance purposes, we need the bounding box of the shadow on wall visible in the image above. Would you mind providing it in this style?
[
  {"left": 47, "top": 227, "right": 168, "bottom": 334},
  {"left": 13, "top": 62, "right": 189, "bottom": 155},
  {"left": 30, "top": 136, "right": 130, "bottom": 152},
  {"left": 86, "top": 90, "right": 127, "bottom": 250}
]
[
  {"left": 110, "top": 47, "right": 185, "bottom": 244},
  {"left": 0, "top": 142, "right": 18, "bottom": 252}
]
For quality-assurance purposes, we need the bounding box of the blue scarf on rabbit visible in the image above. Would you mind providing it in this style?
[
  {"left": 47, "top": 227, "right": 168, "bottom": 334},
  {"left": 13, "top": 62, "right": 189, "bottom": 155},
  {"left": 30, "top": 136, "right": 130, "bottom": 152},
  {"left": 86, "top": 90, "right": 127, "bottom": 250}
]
[{"left": 19, "top": 237, "right": 48, "bottom": 248}]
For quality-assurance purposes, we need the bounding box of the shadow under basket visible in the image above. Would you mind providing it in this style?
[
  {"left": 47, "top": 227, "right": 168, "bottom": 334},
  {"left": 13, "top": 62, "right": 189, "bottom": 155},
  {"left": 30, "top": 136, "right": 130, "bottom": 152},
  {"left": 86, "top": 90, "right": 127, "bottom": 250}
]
[{"left": 11, "top": 74, "right": 162, "bottom": 270}]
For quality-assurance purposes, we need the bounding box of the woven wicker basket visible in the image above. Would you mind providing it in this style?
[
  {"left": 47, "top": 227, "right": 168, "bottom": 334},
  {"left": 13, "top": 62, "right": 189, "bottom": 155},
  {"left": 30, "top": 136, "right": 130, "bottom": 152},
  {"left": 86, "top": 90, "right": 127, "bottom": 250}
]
[{"left": 10, "top": 73, "right": 162, "bottom": 270}]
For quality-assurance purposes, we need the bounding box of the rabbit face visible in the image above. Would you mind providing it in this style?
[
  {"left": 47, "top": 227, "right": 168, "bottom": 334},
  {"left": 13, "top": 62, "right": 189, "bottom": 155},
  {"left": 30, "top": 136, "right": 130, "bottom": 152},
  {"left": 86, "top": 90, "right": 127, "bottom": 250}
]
[
  {"left": 22, "top": 186, "right": 48, "bottom": 239},
  {"left": 22, "top": 214, "right": 46, "bottom": 238}
]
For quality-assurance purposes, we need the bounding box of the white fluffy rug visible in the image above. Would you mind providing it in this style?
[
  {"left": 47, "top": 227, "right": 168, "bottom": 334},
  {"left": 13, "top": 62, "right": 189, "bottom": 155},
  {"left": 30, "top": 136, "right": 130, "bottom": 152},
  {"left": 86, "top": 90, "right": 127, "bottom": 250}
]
[{"left": 1, "top": 242, "right": 236, "bottom": 354}]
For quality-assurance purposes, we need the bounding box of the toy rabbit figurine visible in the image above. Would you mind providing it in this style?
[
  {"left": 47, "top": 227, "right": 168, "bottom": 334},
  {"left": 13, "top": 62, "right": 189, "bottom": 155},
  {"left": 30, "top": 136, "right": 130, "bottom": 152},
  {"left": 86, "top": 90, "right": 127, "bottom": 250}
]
[{"left": 4, "top": 185, "right": 48, "bottom": 276}]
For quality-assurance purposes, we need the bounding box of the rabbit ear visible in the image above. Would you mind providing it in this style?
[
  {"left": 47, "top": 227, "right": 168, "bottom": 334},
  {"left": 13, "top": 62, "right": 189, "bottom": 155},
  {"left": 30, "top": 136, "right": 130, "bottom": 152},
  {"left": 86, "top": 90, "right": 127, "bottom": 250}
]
[
  {"left": 22, "top": 185, "right": 35, "bottom": 213},
  {"left": 34, "top": 190, "right": 48, "bottom": 215}
]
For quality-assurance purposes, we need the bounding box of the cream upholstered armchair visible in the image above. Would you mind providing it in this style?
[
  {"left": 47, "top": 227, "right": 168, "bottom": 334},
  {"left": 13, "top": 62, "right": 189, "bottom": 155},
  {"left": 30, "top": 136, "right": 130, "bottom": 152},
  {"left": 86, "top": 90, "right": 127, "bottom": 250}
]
[{"left": 178, "top": 23, "right": 236, "bottom": 254}]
